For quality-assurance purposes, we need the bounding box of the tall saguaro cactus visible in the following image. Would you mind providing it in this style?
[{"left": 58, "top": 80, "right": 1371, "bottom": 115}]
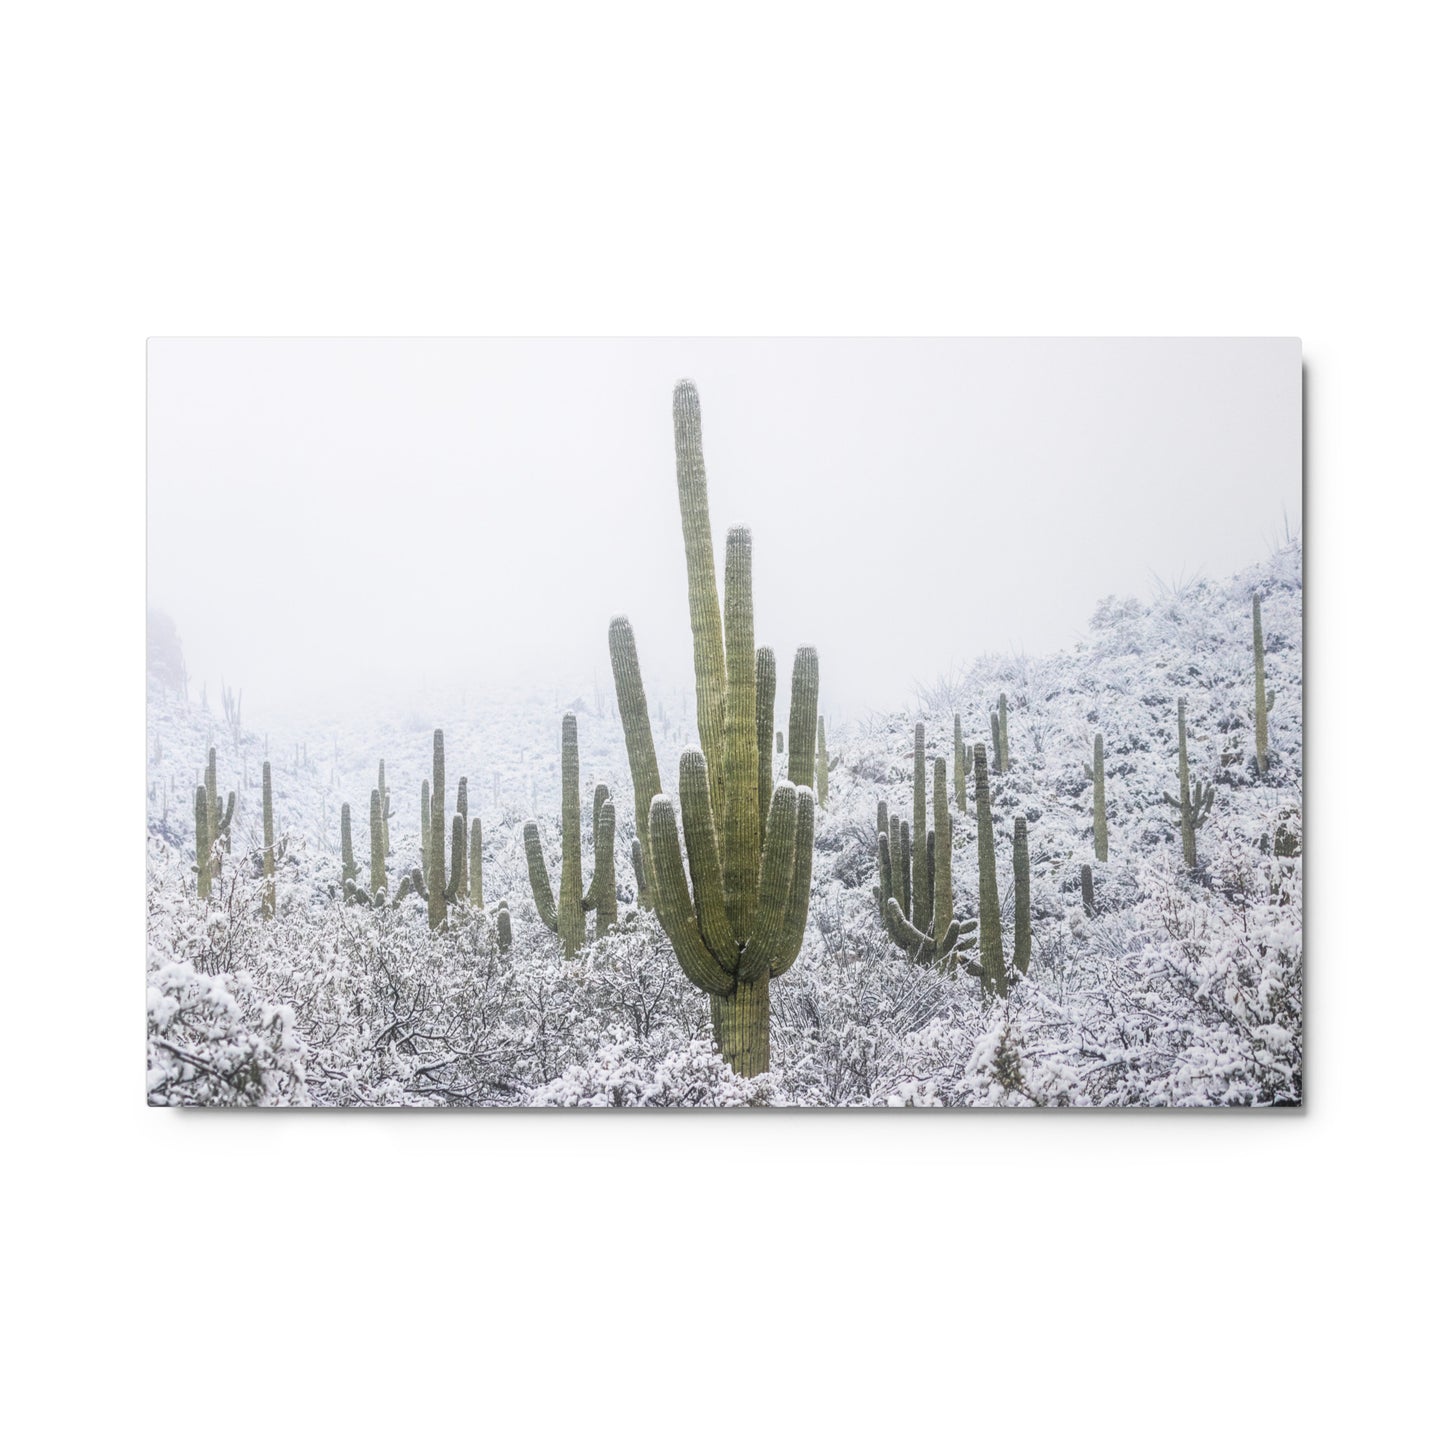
[
  {"left": 262, "top": 761, "right": 276, "bottom": 919},
  {"left": 609, "top": 381, "right": 818, "bottom": 1077},
  {"left": 523, "top": 713, "right": 616, "bottom": 957},
  {"left": 1084, "top": 731, "right": 1108, "bottom": 862},
  {"left": 1252, "top": 593, "right": 1275, "bottom": 775},
  {"left": 970, "top": 744, "right": 1032, "bottom": 996},
  {"left": 1165, "top": 697, "right": 1214, "bottom": 870}
]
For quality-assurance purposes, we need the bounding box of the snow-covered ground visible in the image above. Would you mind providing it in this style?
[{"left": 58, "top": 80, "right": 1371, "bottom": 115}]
[{"left": 145, "top": 540, "right": 1301, "bottom": 1106}]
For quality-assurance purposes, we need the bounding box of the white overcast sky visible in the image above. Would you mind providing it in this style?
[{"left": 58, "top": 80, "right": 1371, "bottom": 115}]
[{"left": 147, "top": 338, "right": 1301, "bottom": 717}]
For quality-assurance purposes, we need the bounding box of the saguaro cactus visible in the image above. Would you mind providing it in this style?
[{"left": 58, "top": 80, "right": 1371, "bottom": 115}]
[
  {"left": 909, "top": 725, "right": 931, "bottom": 931},
  {"left": 370, "top": 788, "right": 387, "bottom": 898},
  {"left": 1253, "top": 593, "right": 1275, "bottom": 775},
  {"left": 879, "top": 755, "right": 978, "bottom": 968},
  {"left": 953, "top": 713, "right": 968, "bottom": 812},
  {"left": 608, "top": 381, "right": 818, "bottom": 1077},
  {"left": 1081, "top": 862, "right": 1096, "bottom": 918},
  {"left": 262, "top": 761, "right": 276, "bottom": 919},
  {"left": 469, "top": 818, "right": 484, "bottom": 907},
  {"left": 523, "top": 713, "right": 616, "bottom": 957},
  {"left": 194, "top": 786, "right": 213, "bottom": 898},
  {"left": 991, "top": 694, "right": 1011, "bottom": 772},
  {"left": 1165, "top": 697, "right": 1214, "bottom": 869},
  {"left": 816, "top": 718, "right": 830, "bottom": 808},
  {"left": 203, "top": 747, "right": 235, "bottom": 867},
  {"left": 377, "top": 760, "right": 393, "bottom": 855},
  {"left": 1084, "top": 731, "right": 1108, "bottom": 862},
  {"left": 776, "top": 730, "right": 784, "bottom": 754},
  {"left": 341, "top": 802, "right": 359, "bottom": 891},
  {"left": 970, "top": 744, "right": 1032, "bottom": 996}
]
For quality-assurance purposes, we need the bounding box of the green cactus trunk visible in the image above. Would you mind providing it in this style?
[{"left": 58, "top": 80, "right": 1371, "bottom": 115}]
[
  {"left": 341, "top": 801, "right": 358, "bottom": 892},
  {"left": 1253, "top": 592, "right": 1270, "bottom": 775},
  {"left": 262, "top": 761, "right": 275, "bottom": 919},
  {"left": 378, "top": 760, "right": 390, "bottom": 856},
  {"left": 194, "top": 785, "right": 211, "bottom": 898},
  {"left": 1012, "top": 817, "right": 1031, "bottom": 978},
  {"left": 974, "top": 744, "right": 1006, "bottom": 995},
  {"left": 1081, "top": 862, "right": 1096, "bottom": 917},
  {"left": 757, "top": 647, "right": 776, "bottom": 841},
  {"left": 610, "top": 380, "right": 818, "bottom": 1078},
  {"left": 557, "top": 715, "right": 586, "bottom": 956},
  {"left": 469, "top": 818, "right": 484, "bottom": 907},
  {"left": 1092, "top": 731, "right": 1108, "bottom": 862},
  {"left": 593, "top": 798, "right": 617, "bottom": 935},
  {"left": 420, "top": 781, "right": 432, "bottom": 881},
  {"left": 931, "top": 756, "right": 952, "bottom": 941},
  {"left": 428, "top": 798, "right": 447, "bottom": 929},
  {"left": 954, "top": 713, "right": 967, "bottom": 812},
  {"left": 910, "top": 724, "right": 930, "bottom": 931},
  {"left": 996, "top": 694, "right": 1010, "bottom": 772},
  {"left": 497, "top": 904, "right": 512, "bottom": 951},
  {"left": 370, "top": 788, "right": 386, "bottom": 898}
]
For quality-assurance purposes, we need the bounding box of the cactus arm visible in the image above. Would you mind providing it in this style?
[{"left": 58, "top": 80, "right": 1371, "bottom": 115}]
[
  {"left": 673, "top": 380, "right": 727, "bottom": 808},
  {"left": 678, "top": 749, "right": 737, "bottom": 968},
  {"left": 721, "top": 529, "right": 761, "bottom": 940},
  {"left": 445, "top": 815, "right": 465, "bottom": 903},
  {"left": 768, "top": 787, "right": 814, "bottom": 979},
  {"left": 786, "top": 647, "right": 820, "bottom": 789},
  {"left": 648, "top": 796, "right": 734, "bottom": 996},
  {"left": 898, "top": 820, "right": 912, "bottom": 921},
  {"left": 609, "top": 616, "right": 663, "bottom": 900},
  {"left": 522, "top": 820, "right": 560, "bottom": 933},
  {"left": 877, "top": 829, "right": 894, "bottom": 920},
  {"left": 739, "top": 781, "right": 799, "bottom": 983},
  {"left": 815, "top": 717, "right": 829, "bottom": 807},
  {"left": 756, "top": 646, "right": 776, "bottom": 847},
  {"left": 885, "top": 896, "right": 933, "bottom": 957}
]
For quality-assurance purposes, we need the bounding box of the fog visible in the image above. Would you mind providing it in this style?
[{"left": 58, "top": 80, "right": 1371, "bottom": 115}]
[{"left": 147, "top": 337, "right": 1300, "bottom": 720}]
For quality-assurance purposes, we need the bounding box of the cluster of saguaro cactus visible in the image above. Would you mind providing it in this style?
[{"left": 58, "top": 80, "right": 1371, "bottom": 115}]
[
  {"left": 261, "top": 761, "right": 276, "bottom": 919},
  {"left": 1253, "top": 593, "right": 1276, "bottom": 775},
  {"left": 990, "top": 694, "right": 1010, "bottom": 772},
  {"left": 876, "top": 725, "right": 978, "bottom": 969},
  {"left": 523, "top": 712, "right": 616, "bottom": 958},
  {"left": 609, "top": 380, "right": 818, "bottom": 1077},
  {"left": 1083, "top": 731, "right": 1108, "bottom": 862},
  {"left": 1165, "top": 698, "right": 1214, "bottom": 869},
  {"left": 967, "top": 743, "right": 1031, "bottom": 996},
  {"left": 193, "top": 746, "right": 236, "bottom": 899}
]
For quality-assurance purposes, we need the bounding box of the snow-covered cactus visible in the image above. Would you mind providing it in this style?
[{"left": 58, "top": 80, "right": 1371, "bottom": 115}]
[
  {"left": 609, "top": 381, "right": 819, "bottom": 1078},
  {"left": 194, "top": 786, "right": 212, "bottom": 898},
  {"left": 1084, "top": 731, "right": 1108, "bottom": 862},
  {"left": 953, "top": 713, "right": 967, "bottom": 812},
  {"left": 1253, "top": 593, "right": 1275, "bottom": 775},
  {"left": 262, "top": 760, "right": 276, "bottom": 920},
  {"left": 816, "top": 717, "right": 830, "bottom": 808},
  {"left": 427, "top": 793, "right": 447, "bottom": 929},
  {"left": 909, "top": 725, "right": 931, "bottom": 930},
  {"left": 369, "top": 788, "right": 386, "bottom": 899},
  {"left": 341, "top": 802, "right": 358, "bottom": 891},
  {"left": 203, "top": 747, "right": 235, "bottom": 865},
  {"left": 523, "top": 713, "right": 615, "bottom": 957},
  {"left": 377, "top": 760, "right": 393, "bottom": 856},
  {"left": 469, "top": 817, "right": 483, "bottom": 907},
  {"left": 970, "top": 743, "right": 1031, "bottom": 996},
  {"left": 497, "top": 902, "right": 512, "bottom": 951},
  {"left": 1165, "top": 697, "right": 1215, "bottom": 870},
  {"left": 880, "top": 755, "right": 978, "bottom": 969},
  {"left": 990, "top": 693, "right": 1011, "bottom": 772}
]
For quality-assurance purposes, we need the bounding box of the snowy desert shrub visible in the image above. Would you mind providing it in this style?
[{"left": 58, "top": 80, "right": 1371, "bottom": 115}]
[{"left": 529, "top": 1038, "right": 780, "bottom": 1107}]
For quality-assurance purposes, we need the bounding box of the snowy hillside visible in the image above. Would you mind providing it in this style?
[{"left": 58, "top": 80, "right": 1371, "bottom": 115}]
[{"left": 145, "top": 539, "right": 1301, "bottom": 1106}]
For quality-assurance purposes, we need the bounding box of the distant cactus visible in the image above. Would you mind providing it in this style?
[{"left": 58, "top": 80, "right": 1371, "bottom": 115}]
[
  {"left": 497, "top": 902, "right": 513, "bottom": 951},
  {"left": 377, "top": 760, "right": 393, "bottom": 855},
  {"left": 1084, "top": 731, "right": 1108, "bottom": 862},
  {"left": 523, "top": 713, "right": 615, "bottom": 956},
  {"left": 910, "top": 724, "right": 930, "bottom": 931},
  {"left": 990, "top": 693, "right": 1010, "bottom": 772},
  {"left": 420, "top": 780, "right": 432, "bottom": 880},
  {"left": 776, "top": 730, "right": 784, "bottom": 754},
  {"left": 261, "top": 761, "right": 276, "bottom": 919},
  {"left": 1080, "top": 862, "right": 1096, "bottom": 917},
  {"left": 341, "top": 802, "right": 359, "bottom": 890},
  {"left": 370, "top": 788, "right": 386, "bottom": 898},
  {"left": 194, "top": 786, "right": 212, "bottom": 898},
  {"left": 816, "top": 717, "right": 830, "bottom": 807},
  {"left": 1253, "top": 593, "right": 1275, "bottom": 775},
  {"left": 609, "top": 381, "right": 818, "bottom": 1077},
  {"left": 1165, "top": 697, "right": 1214, "bottom": 869},
  {"left": 427, "top": 796, "right": 447, "bottom": 929},
  {"left": 204, "top": 747, "right": 235, "bottom": 866},
  {"left": 969, "top": 744, "right": 1031, "bottom": 996},
  {"left": 879, "top": 754, "right": 978, "bottom": 969},
  {"left": 953, "top": 713, "right": 967, "bottom": 812}
]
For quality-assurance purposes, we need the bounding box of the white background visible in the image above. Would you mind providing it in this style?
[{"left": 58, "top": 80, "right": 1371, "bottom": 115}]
[{"left": 3, "top": 2, "right": 1438, "bottom": 1441}]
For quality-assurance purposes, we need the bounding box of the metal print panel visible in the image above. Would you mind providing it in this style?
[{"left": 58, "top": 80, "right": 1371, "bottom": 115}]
[{"left": 146, "top": 338, "right": 1302, "bottom": 1106}]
